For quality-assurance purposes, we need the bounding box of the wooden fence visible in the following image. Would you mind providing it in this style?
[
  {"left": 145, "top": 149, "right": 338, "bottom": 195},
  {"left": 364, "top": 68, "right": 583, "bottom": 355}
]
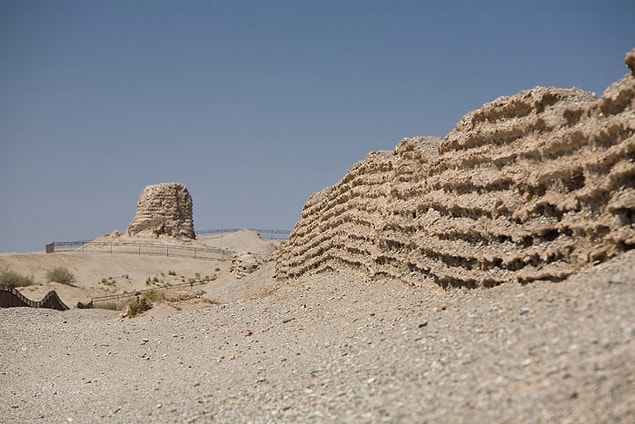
[
  {"left": 0, "top": 285, "right": 69, "bottom": 311},
  {"left": 90, "top": 280, "right": 209, "bottom": 309}
]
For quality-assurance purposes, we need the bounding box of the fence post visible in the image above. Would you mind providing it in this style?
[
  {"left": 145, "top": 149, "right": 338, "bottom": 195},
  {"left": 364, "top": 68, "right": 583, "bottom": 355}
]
[
  {"left": 166, "top": 245, "right": 169, "bottom": 257},
  {"left": 110, "top": 243, "right": 113, "bottom": 254},
  {"left": 138, "top": 243, "right": 141, "bottom": 255}
]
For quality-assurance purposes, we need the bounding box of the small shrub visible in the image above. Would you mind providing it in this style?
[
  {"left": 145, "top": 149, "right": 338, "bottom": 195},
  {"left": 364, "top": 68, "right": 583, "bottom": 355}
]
[
  {"left": 127, "top": 296, "right": 151, "bottom": 317},
  {"left": 127, "top": 289, "right": 165, "bottom": 317},
  {"left": 152, "top": 276, "right": 159, "bottom": 283},
  {"left": 0, "top": 269, "right": 35, "bottom": 287},
  {"left": 215, "top": 267, "right": 221, "bottom": 272},
  {"left": 46, "top": 267, "right": 75, "bottom": 286},
  {"left": 146, "top": 277, "right": 152, "bottom": 285},
  {"left": 100, "top": 277, "right": 116, "bottom": 286},
  {"left": 144, "top": 289, "right": 165, "bottom": 303},
  {"left": 195, "top": 272, "right": 201, "bottom": 280},
  {"left": 168, "top": 270, "right": 177, "bottom": 276}
]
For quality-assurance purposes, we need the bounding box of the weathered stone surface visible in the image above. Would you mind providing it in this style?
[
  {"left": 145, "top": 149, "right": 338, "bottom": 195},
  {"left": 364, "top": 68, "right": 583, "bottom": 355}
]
[
  {"left": 127, "top": 183, "right": 195, "bottom": 239},
  {"left": 275, "top": 48, "right": 635, "bottom": 287},
  {"left": 230, "top": 252, "right": 262, "bottom": 279}
]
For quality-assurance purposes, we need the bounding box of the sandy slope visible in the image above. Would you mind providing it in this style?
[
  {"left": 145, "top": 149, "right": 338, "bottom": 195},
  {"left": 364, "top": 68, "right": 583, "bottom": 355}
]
[
  {"left": 0, "top": 252, "right": 229, "bottom": 307},
  {"left": 0, "top": 230, "right": 281, "bottom": 308},
  {"left": 1, "top": 245, "right": 633, "bottom": 423}
]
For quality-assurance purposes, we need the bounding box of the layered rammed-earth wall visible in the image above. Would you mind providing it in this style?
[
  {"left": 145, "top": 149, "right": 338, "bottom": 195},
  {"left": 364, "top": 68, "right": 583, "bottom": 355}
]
[
  {"left": 127, "top": 183, "right": 196, "bottom": 239},
  {"left": 276, "top": 50, "right": 635, "bottom": 287}
]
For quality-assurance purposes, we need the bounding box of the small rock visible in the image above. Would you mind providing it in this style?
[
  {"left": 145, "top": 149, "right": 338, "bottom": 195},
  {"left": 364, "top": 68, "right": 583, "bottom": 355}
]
[{"left": 418, "top": 321, "right": 428, "bottom": 328}]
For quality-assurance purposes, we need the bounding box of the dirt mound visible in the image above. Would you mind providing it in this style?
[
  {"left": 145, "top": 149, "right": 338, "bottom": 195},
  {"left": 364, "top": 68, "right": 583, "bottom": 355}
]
[
  {"left": 199, "top": 230, "right": 280, "bottom": 256},
  {"left": 276, "top": 48, "right": 635, "bottom": 287}
]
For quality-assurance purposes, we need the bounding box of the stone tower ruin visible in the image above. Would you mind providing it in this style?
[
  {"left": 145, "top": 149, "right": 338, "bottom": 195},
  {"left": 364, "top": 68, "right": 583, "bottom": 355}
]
[{"left": 127, "top": 183, "right": 196, "bottom": 239}]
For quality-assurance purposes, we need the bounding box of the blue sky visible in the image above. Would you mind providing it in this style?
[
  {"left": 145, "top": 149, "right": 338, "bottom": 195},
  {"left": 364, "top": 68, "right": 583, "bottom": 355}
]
[{"left": 1, "top": 0, "right": 633, "bottom": 252}]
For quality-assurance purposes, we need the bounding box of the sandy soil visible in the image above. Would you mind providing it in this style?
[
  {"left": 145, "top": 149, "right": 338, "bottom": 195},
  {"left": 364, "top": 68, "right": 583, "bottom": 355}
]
[
  {"left": 0, "top": 233, "right": 633, "bottom": 423},
  {"left": 0, "top": 230, "right": 281, "bottom": 308}
]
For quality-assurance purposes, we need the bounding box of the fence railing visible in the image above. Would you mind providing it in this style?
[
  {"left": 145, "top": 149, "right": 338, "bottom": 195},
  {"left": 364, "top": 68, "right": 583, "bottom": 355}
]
[
  {"left": 90, "top": 280, "right": 209, "bottom": 309},
  {"left": 45, "top": 229, "right": 291, "bottom": 258},
  {"left": 197, "top": 228, "right": 291, "bottom": 240},
  {"left": 46, "top": 241, "right": 233, "bottom": 261}
]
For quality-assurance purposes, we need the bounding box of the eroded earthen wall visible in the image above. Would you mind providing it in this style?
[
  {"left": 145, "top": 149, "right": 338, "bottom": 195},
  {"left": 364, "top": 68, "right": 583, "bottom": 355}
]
[
  {"left": 127, "top": 183, "right": 196, "bottom": 239},
  {"left": 275, "top": 49, "right": 635, "bottom": 287}
]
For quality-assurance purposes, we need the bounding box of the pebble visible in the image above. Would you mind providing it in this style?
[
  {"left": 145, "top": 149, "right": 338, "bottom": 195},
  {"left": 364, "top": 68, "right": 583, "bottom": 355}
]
[{"left": 1, "top": 250, "right": 633, "bottom": 423}]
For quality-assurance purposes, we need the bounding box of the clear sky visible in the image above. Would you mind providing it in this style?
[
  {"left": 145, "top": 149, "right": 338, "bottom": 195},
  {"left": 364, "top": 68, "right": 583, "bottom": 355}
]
[{"left": 1, "top": 0, "right": 633, "bottom": 253}]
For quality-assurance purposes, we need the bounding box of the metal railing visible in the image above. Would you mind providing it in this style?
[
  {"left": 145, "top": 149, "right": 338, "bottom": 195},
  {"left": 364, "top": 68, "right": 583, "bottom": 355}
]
[
  {"left": 90, "top": 280, "right": 209, "bottom": 309},
  {"left": 197, "top": 228, "right": 291, "bottom": 240},
  {"left": 45, "top": 229, "right": 291, "bottom": 257},
  {"left": 46, "top": 241, "right": 233, "bottom": 261}
]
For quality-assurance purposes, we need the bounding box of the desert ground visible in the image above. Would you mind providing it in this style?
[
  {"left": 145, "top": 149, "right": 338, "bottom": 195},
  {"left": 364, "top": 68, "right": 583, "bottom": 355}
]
[
  {"left": 1, "top": 230, "right": 633, "bottom": 423},
  {"left": 3, "top": 48, "right": 634, "bottom": 423}
]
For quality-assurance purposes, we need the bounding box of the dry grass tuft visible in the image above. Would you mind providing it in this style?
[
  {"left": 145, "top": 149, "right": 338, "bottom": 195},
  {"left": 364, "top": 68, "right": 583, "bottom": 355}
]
[
  {"left": 0, "top": 268, "right": 35, "bottom": 287},
  {"left": 46, "top": 267, "right": 76, "bottom": 286},
  {"left": 126, "top": 289, "right": 165, "bottom": 317}
]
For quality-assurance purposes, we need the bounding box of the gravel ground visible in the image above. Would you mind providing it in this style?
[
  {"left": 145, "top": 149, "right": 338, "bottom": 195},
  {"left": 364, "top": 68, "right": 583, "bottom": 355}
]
[{"left": 1, "top": 251, "right": 634, "bottom": 423}]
